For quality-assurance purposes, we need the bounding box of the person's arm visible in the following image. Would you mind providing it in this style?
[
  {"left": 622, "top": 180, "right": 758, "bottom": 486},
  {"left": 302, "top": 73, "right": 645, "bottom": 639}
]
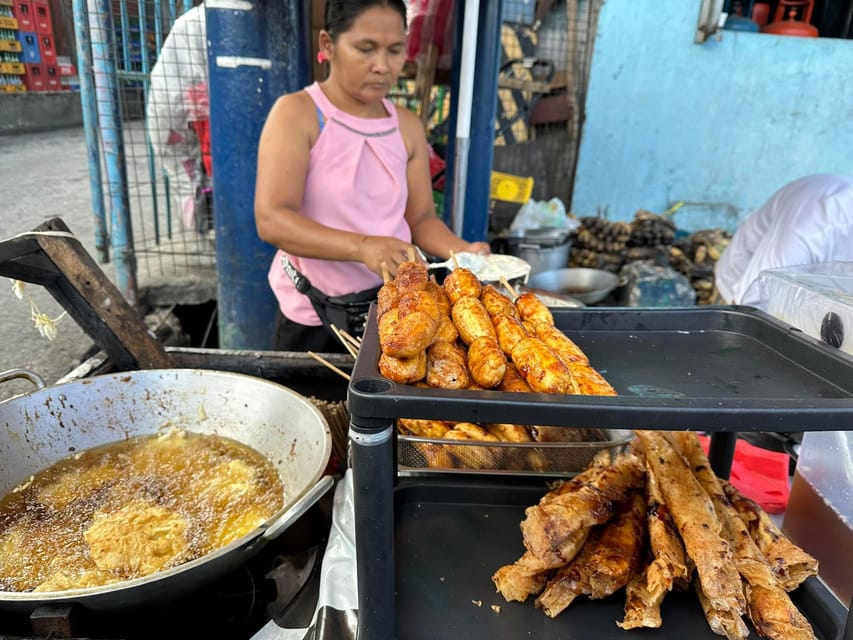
[
  {"left": 254, "top": 93, "right": 417, "bottom": 276},
  {"left": 398, "top": 107, "right": 490, "bottom": 260}
]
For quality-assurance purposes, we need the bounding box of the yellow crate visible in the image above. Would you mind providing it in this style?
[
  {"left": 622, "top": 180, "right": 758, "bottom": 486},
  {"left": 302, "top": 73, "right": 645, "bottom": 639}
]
[
  {"left": 0, "top": 15, "right": 17, "bottom": 28},
  {"left": 0, "top": 61, "right": 24, "bottom": 74},
  {"left": 0, "top": 39, "right": 23, "bottom": 53},
  {"left": 0, "top": 0, "right": 13, "bottom": 6},
  {"left": 490, "top": 171, "right": 534, "bottom": 204}
]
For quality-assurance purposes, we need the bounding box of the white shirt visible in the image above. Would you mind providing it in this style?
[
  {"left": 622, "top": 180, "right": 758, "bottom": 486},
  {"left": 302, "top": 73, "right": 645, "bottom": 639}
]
[{"left": 715, "top": 174, "right": 853, "bottom": 307}]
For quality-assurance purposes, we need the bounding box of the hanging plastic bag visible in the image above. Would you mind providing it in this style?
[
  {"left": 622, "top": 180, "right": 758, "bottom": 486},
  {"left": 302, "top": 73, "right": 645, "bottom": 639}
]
[{"left": 509, "top": 197, "right": 579, "bottom": 234}]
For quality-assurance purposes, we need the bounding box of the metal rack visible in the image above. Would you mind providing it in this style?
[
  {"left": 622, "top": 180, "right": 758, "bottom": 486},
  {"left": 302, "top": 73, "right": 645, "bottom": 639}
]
[{"left": 347, "top": 305, "right": 853, "bottom": 639}]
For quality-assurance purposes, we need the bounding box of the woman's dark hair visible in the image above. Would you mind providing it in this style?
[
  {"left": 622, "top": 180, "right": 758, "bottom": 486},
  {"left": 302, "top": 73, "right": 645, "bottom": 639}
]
[{"left": 325, "top": 0, "right": 407, "bottom": 40}]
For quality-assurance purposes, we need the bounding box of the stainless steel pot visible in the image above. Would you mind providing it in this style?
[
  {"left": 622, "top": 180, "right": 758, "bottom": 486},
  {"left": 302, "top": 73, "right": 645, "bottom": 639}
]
[
  {"left": 0, "top": 368, "right": 333, "bottom": 612},
  {"left": 527, "top": 268, "right": 620, "bottom": 305}
]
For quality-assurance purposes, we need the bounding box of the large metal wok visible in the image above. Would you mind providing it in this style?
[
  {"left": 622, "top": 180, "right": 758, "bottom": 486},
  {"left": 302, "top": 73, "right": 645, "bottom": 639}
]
[{"left": 0, "top": 368, "right": 333, "bottom": 612}]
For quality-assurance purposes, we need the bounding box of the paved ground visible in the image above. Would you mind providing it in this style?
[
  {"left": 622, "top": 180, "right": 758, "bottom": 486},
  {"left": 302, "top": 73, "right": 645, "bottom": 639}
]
[{"left": 0, "top": 124, "right": 217, "bottom": 401}]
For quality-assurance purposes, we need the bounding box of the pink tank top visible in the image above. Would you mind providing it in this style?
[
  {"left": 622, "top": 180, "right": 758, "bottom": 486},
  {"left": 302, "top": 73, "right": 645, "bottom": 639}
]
[{"left": 268, "top": 82, "right": 411, "bottom": 325}]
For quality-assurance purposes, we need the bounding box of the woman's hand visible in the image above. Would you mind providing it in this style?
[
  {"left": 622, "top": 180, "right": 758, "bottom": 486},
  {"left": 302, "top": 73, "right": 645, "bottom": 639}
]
[
  {"left": 463, "top": 241, "right": 491, "bottom": 256},
  {"left": 359, "top": 235, "right": 420, "bottom": 278}
]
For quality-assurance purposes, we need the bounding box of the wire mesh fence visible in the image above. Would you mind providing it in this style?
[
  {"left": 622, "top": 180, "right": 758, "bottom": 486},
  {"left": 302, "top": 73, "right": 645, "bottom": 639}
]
[{"left": 84, "top": 0, "right": 215, "bottom": 299}]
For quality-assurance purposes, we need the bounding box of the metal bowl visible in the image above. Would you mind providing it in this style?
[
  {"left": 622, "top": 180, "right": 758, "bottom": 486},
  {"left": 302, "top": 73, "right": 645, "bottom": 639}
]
[{"left": 527, "top": 268, "right": 620, "bottom": 305}]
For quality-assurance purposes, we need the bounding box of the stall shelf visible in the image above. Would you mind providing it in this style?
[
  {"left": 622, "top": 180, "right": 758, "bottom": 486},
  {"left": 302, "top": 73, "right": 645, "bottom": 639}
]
[{"left": 347, "top": 305, "right": 853, "bottom": 639}]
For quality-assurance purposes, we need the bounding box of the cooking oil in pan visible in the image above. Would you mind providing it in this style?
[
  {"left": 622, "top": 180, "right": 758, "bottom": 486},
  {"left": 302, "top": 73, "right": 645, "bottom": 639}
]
[{"left": 0, "top": 429, "right": 283, "bottom": 592}]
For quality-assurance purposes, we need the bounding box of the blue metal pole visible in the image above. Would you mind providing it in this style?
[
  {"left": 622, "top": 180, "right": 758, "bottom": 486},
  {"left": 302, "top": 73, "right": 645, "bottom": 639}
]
[
  {"left": 206, "top": 0, "right": 311, "bottom": 349},
  {"left": 88, "top": 0, "right": 138, "bottom": 304},
  {"left": 462, "top": 0, "right": 503, "bottom": 243},
  {"left": 71, "top": 0, "right": 109, "bottom": 262},
  {"left": 138, "top": 0, "right": 162, "bottom": 244}
]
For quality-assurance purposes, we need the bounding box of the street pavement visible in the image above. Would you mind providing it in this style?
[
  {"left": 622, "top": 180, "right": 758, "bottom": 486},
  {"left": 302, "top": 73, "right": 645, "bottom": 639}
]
[{"left": 0, "top": 126, "right": 97, "bottom": 400}]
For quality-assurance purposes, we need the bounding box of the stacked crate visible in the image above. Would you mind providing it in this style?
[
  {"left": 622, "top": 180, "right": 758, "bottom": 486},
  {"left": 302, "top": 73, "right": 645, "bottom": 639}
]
[
  {"left": 0, "top": 0, "right": 25, "bottom": 91},
  {"left": 11, "top": 0, "right": 59, "bottom": 91}
]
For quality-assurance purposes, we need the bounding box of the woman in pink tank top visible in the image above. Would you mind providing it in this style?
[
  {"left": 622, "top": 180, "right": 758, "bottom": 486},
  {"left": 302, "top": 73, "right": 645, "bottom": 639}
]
[{"left": 255, "top": 0, "right": 489, "bottom": 352}]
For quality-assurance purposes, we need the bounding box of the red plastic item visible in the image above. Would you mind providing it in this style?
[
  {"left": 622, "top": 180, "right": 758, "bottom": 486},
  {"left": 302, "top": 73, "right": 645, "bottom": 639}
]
[
  {"left": 31, "top": 0, "right": 52, "bottom": 35},
  {"left": 23, "top": 62, "right": 44, "bottom": 91},
  {"left": 698, "top": 435, "right": 791, "bottom": 514},
  {"left": 12, "top": 1, "right": 34, "bottom": 31},
  {"left": 190, "top": 118, "right": 213, "bottom": 178},
  {"left": 751, "top": 2, "right": 770, "bottom": 26}
]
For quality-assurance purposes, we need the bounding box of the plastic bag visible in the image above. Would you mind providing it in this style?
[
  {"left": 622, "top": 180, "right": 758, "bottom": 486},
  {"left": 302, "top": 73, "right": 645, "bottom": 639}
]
[
  {"left": 509, "top": 197, "right": 579, "bottom": 234},
  {"left": 406, "top": 0, "right": 455, "bottom": 67}
]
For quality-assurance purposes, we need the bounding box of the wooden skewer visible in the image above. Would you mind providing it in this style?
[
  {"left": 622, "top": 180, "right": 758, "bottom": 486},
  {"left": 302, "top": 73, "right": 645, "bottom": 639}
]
[
  {"left": 337, "top": 327, "right": 362, "bottom": 352},
  {"left": 500, "top": 276, "right": 519, "bottom": 299},
  {"left": 381, "top": 261, "right": 391, "bottom": 284},
  {"left": 449, "top": 250, "right": 459, "bottom": 270},
  {"left": 307, "top": 351, "right": 351, "bottom": 381},
  {"left": 408, "top": 247, "right": 416, "bottom": 262},
  {"left": 330, "top": 324, "right": 359, "bottom": 359}
]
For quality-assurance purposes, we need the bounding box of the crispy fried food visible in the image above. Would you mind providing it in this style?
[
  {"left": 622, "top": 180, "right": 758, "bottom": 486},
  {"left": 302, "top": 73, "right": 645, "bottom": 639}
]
[
  {"left": 515, "top": 292, "right": 554, "bottom": 326},
  {"left": 532, "top": 322, "right": 589, "bottom": 365},
  {"left": 394, "top": 260, "right": 429, "bottom": 291},
  {"left": 398, "top": 289, "right": 441, "bottom": 323},
  {"left": 432, "top": 313, "right": 459, "bottom": 344},
  {"left": 486, "top": 423, "right": 533, "bottom": 442},
  {"left": 570, "top": 364, "right": 618, "bottom": 396},
  {"left": 376, "top": 281, "right": 400, "bottom": 318},
  {"left": 425, "top": 280, "right": 451, "bottom": 316},
  {"left": 498, "top": 362, "right": 532, "bottom": 393},
  {"left": 443, "top": 422, "right": 500, "bottom": 469},
  {"left": 397, "top": 418, "right": 453, "bottom": 438},
  {"left": 452, "top": 296, "right": 497, "bottom": 345},
  {"left": 511, "top": 337, "right": 576, "bottom": 394},
  {"left": 425, "top": 341, "right": 470, "bottom": 389},
  {"left": 530, "top": 426, "right": 607, "bottom": 443},
  {"left": 618, "top": 460, "right": 692, "bottom": 630},
  {"left": 722, "top": 480, "right": 818, "bottom": 592},
  {"left": 84, "top": 500, "right": 189, "bottom": 575},
  {"left": 444, "top": 267, "right": 482, "bottom": 304},
  {"left": 493, "top": 529, "right": 590, "bottom": 602},
  {"left": 493, "top": 312, "right": 529, "bottom": 356},
  {"left": 634, "top": 431, "right": 746, "bottom": 620},
  {"left": 481, "top": 284, "right": 519, "bottom": 319},
  {"left": 537, "top": 491, "right": 646, "bottom": 618},
  {"left": 378, "top": 308, "right": 438, "bottom": 359},
  {"left": 378, "top": 351, "right": 427, "bottom": 384},
  {"left": 696, "top": 581, "right": 751, "bottom": 640},
  {"left": 747, "top": 584, "right": 816, "bottom": 640},
  {"left": 467, "top": 336, "right": 507, "bottom": 388},
  {"left": 520, "top": 452, "right": 645, "bottom": 560},
  {"left": 412, "top": 442, "right": 456, "bottom": 469}
]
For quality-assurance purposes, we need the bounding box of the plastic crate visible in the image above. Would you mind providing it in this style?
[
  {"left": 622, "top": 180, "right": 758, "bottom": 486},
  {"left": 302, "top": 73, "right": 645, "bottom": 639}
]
[
  {"left": 22, "top": 60, "right": 42, "bottom": 90},
  {"left": 12, "top": 0, "right": 32, "bottom": 30},
  {"left": 31, "top": 0, "right": 50, "bottom": 35},
  {"left": 0, "top": 14, "right": 17, "bottom": 28},
  {"left": 38, "top": 32, "right": 53, "bottom": 62},
  {"left": 17, "top": 30, "right": 39, "bottom": 63},
  {"left": 43, "top": 62, "right": 58, "bottom": 89},
  {"left": 0, "top": 60, "right": 24, "bottom": 74}
]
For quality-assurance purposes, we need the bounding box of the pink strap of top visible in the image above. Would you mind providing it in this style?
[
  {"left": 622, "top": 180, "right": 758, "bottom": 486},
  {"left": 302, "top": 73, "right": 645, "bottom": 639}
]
[{"left": 268, "top": 82, "right": 411, "bottom": 326}]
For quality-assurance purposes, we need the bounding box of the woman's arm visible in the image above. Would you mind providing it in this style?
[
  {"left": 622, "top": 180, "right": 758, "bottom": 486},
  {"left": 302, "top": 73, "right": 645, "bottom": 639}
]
[
  {"left": 398, "top": 107, "right": 490, "bottom": 260},
  {"left": 255, "top": 93, "right": 415, "bottom": 275}
]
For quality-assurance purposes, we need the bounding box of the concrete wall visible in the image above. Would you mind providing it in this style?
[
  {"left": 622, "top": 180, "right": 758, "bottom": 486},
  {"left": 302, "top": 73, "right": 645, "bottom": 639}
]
[
  {"left": 571, "top": 0, "right": 853, "bottom": 233},
  {"left": 0, "top": 92, "right": 83, "bottom": 135}
]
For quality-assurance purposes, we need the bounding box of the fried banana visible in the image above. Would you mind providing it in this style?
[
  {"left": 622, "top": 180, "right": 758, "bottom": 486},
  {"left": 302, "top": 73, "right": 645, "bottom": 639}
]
[
  {"left": 467, "top": 336, "right": 507, "bottom": 389},
  {"left": 481, "top": 284, "right": 519, "bottom": 319},
  {"left": 443, "top": 267, "right": 482, "bottom": 304},
  {"left": 397, "top": 418, "right": 453, "bottom": 438},
  {"left": 511, "top": 337, "right": 576, "bottom": 394},
  {"left": 377, "top": 351, "right": 426, "bottom": 384},
  {"left": 394, "top": 260, "right": 429, "bottom": 292},
  {"left": 515, "top": 292, "right": 554, "bottom": 326},
  {"left": 498, "top": 362, "right": 532, "bottom": 393},
  {"left": 425, "top": 341, "right": 470, "bottom": 389},
  {"left": 493, "top": 313, "right": 529, "bottom": 356},
  {"left": 452, "top": 295, "right": 497, "bottom": 345},
  {"left": 532, "top": 322, "right": 589, "bottom": 365}
]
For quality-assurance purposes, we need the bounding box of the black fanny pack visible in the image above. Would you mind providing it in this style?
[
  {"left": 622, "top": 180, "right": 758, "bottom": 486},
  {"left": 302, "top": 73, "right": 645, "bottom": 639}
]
[{"left": 281, "top": 256, "right": 379, "bottom": 338}]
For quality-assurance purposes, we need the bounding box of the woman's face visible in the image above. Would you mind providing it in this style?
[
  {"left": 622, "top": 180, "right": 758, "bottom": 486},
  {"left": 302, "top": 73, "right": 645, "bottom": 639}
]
[{"left": 324, "top": 5, "right": 407, "bottom": 104}]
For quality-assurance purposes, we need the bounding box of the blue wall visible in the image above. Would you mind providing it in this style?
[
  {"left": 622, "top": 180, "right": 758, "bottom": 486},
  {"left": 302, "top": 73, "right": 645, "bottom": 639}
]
[{"left": 571, "top": 0, "right": 853, "bottom": 233}]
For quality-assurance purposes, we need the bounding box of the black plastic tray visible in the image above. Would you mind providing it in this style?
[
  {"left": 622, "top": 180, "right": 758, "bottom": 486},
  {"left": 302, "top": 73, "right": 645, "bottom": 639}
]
[
  {"left": 394, "top": 477, "right": 848, "bottom": 640},
  {"left": 350, "top": 306, "right": 853, "bottom": 432}
]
